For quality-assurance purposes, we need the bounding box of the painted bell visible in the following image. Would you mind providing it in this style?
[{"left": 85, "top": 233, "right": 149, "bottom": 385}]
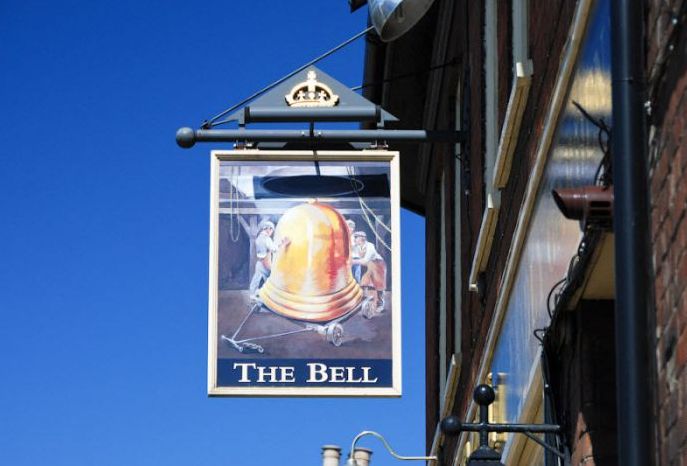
[{"left": 259, "top": 202, "right": 363, "bottom": 322}]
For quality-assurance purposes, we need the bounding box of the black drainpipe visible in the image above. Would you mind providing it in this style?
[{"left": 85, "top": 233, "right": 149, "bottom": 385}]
[{"left": 611, "top": 1, "right": 653, "bottom": 466}]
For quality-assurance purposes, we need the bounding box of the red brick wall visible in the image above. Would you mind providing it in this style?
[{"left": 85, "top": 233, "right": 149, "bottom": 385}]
[{"left": 648, "top": 2, "right": 687, "bottom": 465}]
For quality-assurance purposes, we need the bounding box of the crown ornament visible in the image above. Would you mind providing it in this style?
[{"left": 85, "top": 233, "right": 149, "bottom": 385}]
[{"left": 285, "top": 71, "right": 339, "bottom": 107}]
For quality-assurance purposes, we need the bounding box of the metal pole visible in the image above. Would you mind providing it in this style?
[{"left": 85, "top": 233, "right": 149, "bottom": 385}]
[
  {"left": 176, "top": 127, "right": 464, "bottom": 147},
  {"left": 611, "top": 1, "right": 652, "bottom": 466},
  {"left": 456, "top": 423, "right": 561, "bottom": 434},
  {"left": 243, "top": 106, "right": 381, "bottom": 123}
]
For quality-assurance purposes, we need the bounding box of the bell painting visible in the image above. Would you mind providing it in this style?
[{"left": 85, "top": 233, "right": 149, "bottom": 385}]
[{"left": 208, "top": 150, "right": 401, "bottom": 396}]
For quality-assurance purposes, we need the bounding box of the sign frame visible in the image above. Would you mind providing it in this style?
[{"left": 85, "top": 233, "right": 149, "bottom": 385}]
[{"left": 207, "top": 149, "right": 402, "bottom": 396}]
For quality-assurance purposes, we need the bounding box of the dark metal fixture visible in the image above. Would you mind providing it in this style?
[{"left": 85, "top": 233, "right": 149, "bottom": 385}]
[
  {"left": 176, "top": 127, "right": 463, "bottom": 148},
  {"left": 176, "top": 65, "right": 463, "bottom": 149},
  {"left": 440, "top": 385, "right": 566, "bottom": 465},
  {"left": 552, "top": 186, "right": 614, "bottom": 229},
  {"left": 241, "top": 106, "right": 382, "bottom": 123}
]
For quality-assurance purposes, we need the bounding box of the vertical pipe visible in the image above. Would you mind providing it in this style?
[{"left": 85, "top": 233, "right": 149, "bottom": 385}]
[
  {"left": 352, "top": 448, "right": 373, "bottom": 466},
  {"left": 479, "top": 404, "right": 489, "bottom": 448},
  {"left": 611, "top": 1, "right": 652, "bottom": 466},
  {"left": 321, "top": 445, "right": 342, "bottom": 466}
]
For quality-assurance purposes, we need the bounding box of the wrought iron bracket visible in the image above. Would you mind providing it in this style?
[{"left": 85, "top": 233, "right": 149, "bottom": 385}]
[{"left": 440, "top": 385, "right": 569, "bottom": 465}]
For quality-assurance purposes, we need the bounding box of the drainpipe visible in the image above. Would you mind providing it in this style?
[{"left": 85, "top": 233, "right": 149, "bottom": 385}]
[{"left": 611, "top": 1, "right": 652, "bottom": 466}]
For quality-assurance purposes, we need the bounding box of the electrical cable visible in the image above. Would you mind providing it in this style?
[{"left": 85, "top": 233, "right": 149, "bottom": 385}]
[
  {"left": 534, "top": 101, "right": 615, "bottom": 344},
  {"left": 351, "top": 57, "right": 460, "bottom": 91},
  {"left": 571, "top": 100, "right": 612, "bottom": 186}
]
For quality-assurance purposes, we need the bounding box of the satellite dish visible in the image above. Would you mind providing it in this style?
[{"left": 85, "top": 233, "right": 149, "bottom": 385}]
[{"left": 368, "top": 0, "right": 437, "bottom": 42}]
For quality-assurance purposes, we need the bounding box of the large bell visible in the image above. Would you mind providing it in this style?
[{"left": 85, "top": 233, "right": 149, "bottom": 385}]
[{"left": 259, "top": 202, "right": 363, "bottom": 322}]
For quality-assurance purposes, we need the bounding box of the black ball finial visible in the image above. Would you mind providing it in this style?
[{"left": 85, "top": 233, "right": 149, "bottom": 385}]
[
  {"left": 439, "top": 415, "right": 462, "bottom": 435},
  {"left": 176, "top": 127, "right": 196, "bottom": 148},
  {"left": 473, "top": 384, "right": 495, "bottom": 406}
]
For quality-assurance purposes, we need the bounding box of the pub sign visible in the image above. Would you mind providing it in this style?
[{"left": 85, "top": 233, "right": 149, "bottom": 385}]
[{"left": 207, "top": 149, "right": 401, "bottom": 396}]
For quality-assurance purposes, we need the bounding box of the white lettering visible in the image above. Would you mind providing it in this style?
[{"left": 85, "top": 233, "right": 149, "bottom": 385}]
[
  {"left": 257, "top": 365, "right": 279, "bottom": 383},
  {"left": 307, "top": 363, "right": 329, "bottom": 382},
  {"left": 346, "top": 367, "right": 362, "bottom": 383},
  {"left": 232, "top": 363, "right": 297, "bottom": 383},
  {"left": 306, "top": 363, "right": 379, "bottom": 383},
  {"left": 233, "top": 362, "right": 257, "bottom": 383},
  {"left": 330, "top": 366, "right": 346, "bottom": 382},
  {"left": 281, "top": 366, "right": 296, "bottom": 383},
  {"left": 361, "top": 366, "right": 378, "bottom": 383}
]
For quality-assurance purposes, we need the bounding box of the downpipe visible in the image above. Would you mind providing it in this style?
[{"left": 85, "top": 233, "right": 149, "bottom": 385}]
[{"left": 611, "top": 1, "right": 653, "bottom": 465}]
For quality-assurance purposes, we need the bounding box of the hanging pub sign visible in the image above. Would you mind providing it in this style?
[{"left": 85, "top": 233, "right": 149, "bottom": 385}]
[{"left": 208, "top": 149, "right": 401, "bottom": 396}]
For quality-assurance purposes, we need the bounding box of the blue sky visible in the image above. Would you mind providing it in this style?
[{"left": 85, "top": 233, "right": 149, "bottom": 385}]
[{"left": 0, "top": 2, "right": 427, "bottom": 466}]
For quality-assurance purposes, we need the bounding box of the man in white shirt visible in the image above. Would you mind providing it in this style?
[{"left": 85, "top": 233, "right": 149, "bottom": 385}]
[
  {"left": 249, "top": 220, "right": 289, "bottom": 299},
  {"left": 351, "top": 231, "right": 387, "bottom": 311}
]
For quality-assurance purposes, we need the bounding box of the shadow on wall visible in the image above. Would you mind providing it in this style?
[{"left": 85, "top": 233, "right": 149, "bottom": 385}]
[{"left": 545, "top": 300, "right": 617, "bottom": 465}]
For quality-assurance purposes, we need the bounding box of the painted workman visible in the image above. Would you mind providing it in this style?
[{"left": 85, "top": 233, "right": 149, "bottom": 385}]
[
  {"left": 345, "top": 219, "right": 362, "bottom": 283},
  {"left": 249, "top": 220, "right": 289, "bottom": 300},
  {"left": 351, "top": 231, "right": 387, "bottom": 311}
]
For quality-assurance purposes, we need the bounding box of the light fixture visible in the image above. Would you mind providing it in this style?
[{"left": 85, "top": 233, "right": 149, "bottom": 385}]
[
  {"left": 368, "top": 0, "right": 437, "bottom": 42},
  {"left": 342, "top": 431, "right": 436, "bottom": 466},
  {"left": 552, "top": 186, "right": 614, "bottom": 229}
]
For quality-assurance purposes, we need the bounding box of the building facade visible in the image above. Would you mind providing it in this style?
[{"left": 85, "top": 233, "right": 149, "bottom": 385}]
[{"left": 360, "top": 0, "right": 687, "bottom": 464}]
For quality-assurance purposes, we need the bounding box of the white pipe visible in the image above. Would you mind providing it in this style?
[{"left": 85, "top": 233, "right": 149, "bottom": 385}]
[
  {"left": 353, "top": 448, "right": 373, "bottom": 466},
  {"left": 322, "top": 445, "right": 342, "bottom": 466}
]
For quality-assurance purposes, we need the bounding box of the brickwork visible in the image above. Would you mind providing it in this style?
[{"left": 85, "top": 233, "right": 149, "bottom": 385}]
[
  {"left": 545, "top": 301, "right": 618, "bottom": 466},
  {"left": 453, "top": 0, "right": 577, "bottom": 421},
  {"left": 647, "top": 0, "right": 685, "bottom": 93},
  {"left": 365, "top": 0, "right": 687, "bottom": 462},
  {"left": 498, "top": 0, "right": 514, "bottom": 130},
  {"left": 648, "top": 2, "right": 687, "bottom": 464}
]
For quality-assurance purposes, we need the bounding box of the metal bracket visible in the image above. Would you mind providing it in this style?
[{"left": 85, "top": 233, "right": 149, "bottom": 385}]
[
  {"left": 176, "top": 127, "right": 464, "bottom": 148},
  {"left": 440, "top": 385, "right": 569, "bottom": 466},
  {"left": 178, "top": 65, "right": 465, "bottom": 149}
]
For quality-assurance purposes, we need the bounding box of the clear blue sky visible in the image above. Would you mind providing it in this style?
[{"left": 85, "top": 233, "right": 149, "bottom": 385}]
[{"left": 0, "top": 2, "right": 427, "bottom": 466}]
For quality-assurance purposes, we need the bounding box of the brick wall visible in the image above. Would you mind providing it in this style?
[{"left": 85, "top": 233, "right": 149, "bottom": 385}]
[
  {"left": 545, "top": 300, "right": 618, "bottom": 466},
  {"left": 416, "top": 0, "right": 579, "bottom": 446},
  {"left": 453, "top": 0, "right": 577, "bottom": 421},
  {"left": 648, "top": 2, "right": 687, "bottom": 465}
]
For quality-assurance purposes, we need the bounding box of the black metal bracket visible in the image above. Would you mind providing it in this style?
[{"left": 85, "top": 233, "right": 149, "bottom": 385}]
[{"left": 440, "top": 385, "right": 568, "bottom": 466}]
